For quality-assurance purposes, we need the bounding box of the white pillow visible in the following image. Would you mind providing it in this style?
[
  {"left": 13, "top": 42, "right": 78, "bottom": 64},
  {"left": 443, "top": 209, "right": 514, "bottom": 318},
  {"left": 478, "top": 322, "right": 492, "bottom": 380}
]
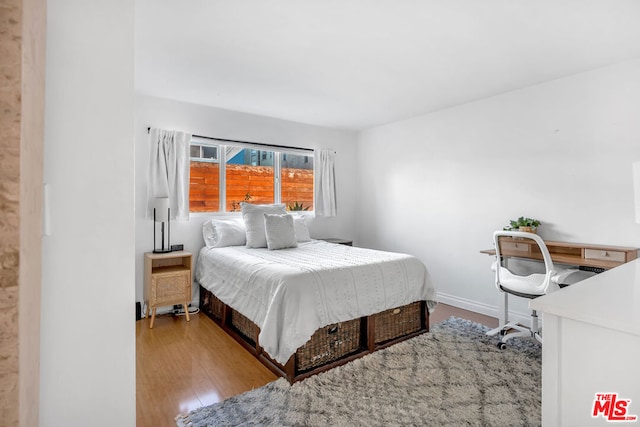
[
  {"left": 293, "top": 216, "right": 311, "bottom": 242},
  {"left": 202, "top": 218, "right": 246, "bottom": 248},
  {"left": 240, "top": 203, "right": 286, "bottom": 248},
  {"left": 264, "top": 214, "right": 298, "bottom": 250}
]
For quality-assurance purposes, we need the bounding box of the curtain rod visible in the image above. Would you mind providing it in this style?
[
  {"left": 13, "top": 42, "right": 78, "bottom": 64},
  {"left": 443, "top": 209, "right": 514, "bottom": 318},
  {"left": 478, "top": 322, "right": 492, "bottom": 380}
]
[{"left": 147, "top": 127, "right": 313, "bottom": 153}]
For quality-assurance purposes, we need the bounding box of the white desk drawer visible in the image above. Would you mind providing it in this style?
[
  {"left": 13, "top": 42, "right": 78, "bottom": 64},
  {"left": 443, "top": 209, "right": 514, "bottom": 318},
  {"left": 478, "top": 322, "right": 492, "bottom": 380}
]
[{"left": 584, "top": 249, "right": 626, "bottom": 263}]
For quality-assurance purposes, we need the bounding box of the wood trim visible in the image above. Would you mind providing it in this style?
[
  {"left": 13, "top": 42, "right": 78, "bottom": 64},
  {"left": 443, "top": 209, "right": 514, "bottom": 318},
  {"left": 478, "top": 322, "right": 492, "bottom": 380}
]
[
  {"left": 422, "top": 300, "right": 430, "bottom": 331},
  {"left": 366, "top": 313, "right": 376, "bottom": 351}
]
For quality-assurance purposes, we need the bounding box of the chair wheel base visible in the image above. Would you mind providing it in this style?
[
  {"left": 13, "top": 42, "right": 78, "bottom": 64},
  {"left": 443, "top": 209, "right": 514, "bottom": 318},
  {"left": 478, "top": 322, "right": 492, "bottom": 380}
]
[{"left": 497, "top": 342, "right": 507, "bottom": 350}]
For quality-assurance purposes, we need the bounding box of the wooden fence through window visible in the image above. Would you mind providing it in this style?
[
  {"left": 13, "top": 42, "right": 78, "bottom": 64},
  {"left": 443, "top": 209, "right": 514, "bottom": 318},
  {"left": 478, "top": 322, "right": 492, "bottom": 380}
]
[{"left": 190, "top": 163, "right": 314, "bottom": 212}]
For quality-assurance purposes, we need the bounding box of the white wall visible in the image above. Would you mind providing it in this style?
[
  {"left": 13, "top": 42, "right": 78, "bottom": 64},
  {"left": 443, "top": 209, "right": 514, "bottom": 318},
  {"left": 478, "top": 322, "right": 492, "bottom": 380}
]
[
  {"left": 41, "top": 1, "right": 135, "bottom": 426},
  {"left": 356, "top": 59, "right": 640, "bottom": 318},
  {"left": 134, "top": 95, "right": 358, "bottom": 305}
]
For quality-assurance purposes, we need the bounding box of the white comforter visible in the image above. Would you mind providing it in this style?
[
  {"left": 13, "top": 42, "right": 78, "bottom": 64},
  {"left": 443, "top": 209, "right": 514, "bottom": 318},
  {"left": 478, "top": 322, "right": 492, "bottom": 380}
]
[{"left": 195, "top": 240, "right": 437, "bottom": 364}]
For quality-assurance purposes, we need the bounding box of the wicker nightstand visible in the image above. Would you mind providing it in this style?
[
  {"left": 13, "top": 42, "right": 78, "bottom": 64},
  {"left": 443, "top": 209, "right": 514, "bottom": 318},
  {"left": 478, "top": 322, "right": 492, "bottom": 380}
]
[{"left": 144, "top": 251, "right": 192, "bottom": 328}]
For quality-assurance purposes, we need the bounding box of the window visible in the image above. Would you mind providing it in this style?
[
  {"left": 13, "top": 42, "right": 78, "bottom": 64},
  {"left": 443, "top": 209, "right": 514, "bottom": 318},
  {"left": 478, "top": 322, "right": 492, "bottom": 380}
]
[
  {"left": 190, "top": 141, "right": 220, "bottom": 212},
  {"left": 281, "top": 152, "right": 314, "bottom": 212},
  {"left": 190, "top": 143, "right": 218, "bottom": 162},
  {"left": 226, "top": 148, "right": 275, "bottom": 211},
  {"left": 189, "top": 138, "right": 314, "bottom": 213}
]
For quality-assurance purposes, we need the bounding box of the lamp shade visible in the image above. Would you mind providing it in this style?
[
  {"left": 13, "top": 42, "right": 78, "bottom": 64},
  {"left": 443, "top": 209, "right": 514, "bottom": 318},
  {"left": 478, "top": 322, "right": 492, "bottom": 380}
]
[{"left": 153, "top": 197, "right": 170, "bottom": 222}]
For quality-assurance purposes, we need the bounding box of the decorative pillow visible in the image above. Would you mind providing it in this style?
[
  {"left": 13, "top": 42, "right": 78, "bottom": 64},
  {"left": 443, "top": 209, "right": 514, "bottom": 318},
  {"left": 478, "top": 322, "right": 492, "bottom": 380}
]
[
  {"left": 264, "top": 214, "right": 298, "bottom": 250},
  {"left": 202, "top": 217, "right": 246, "bottom": 248},
  {"left": 240, "top": 203, "right": 287, "bottom": 248},
  {"left": 293, "top": 215, "right": 311, "bottom": 242}
]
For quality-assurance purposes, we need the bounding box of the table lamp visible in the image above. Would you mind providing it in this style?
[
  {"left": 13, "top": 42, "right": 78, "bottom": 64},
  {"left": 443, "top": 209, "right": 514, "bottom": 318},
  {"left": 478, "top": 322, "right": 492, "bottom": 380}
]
[{"left": 153, "top": 197, "right": 171, "bottom": 253}]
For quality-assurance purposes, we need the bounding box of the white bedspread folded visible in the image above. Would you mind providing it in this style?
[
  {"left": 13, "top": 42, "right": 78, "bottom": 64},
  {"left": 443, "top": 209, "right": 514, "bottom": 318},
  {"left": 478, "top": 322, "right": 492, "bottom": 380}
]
[{"left": 195, "top": 240, "right": 437, "bottom": 364}]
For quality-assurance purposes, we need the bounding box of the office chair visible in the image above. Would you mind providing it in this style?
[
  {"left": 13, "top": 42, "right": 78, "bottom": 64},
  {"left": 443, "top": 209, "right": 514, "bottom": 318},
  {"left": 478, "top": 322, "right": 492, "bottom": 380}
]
[{"left": 487, "top": 230, "right": 577, "bottom": 349}]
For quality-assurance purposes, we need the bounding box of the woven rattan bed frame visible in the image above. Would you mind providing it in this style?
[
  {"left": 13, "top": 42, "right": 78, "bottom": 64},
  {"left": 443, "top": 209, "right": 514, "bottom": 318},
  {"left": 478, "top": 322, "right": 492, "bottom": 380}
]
[{"left": 199, "top": 285, "right": 430, "bottom": 383}]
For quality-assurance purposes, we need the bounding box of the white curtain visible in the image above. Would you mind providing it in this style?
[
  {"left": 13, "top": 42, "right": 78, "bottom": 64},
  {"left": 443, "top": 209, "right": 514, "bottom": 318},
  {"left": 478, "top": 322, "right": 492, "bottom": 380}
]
[
  {"left": 314, "top": 149, "right": 337, "bottom": 217},
  {"left": 146, "top": 128, "right": 192, "bottom": 220}
]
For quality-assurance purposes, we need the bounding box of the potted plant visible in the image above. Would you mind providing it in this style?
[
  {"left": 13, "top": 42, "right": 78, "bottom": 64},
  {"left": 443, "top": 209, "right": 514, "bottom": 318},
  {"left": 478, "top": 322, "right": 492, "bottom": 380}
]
[
  {"left": 503, "top": 216, "right": 541, "bottom": 233},
  {"left": 287, "top": 201, "right": 309, "bottom": 211}
]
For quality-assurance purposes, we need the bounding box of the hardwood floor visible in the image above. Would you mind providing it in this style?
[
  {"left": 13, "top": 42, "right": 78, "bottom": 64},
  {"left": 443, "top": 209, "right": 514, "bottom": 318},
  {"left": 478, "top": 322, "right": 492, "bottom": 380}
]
[{"left": 136, "top": 303, "right": 497, "bottom": 427}]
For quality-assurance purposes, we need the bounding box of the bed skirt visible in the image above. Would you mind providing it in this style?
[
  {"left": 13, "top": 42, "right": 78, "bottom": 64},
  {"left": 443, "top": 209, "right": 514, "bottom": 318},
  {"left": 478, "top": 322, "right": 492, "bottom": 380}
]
[{"left": 199, "top": 285, "right": 430, "bottom": 383}]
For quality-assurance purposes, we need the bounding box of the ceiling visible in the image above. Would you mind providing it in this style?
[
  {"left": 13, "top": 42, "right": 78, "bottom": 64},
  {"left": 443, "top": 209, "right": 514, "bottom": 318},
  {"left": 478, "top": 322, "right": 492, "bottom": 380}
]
[{"left": 135, "top": 1, "right": 640, "bottom": 130}]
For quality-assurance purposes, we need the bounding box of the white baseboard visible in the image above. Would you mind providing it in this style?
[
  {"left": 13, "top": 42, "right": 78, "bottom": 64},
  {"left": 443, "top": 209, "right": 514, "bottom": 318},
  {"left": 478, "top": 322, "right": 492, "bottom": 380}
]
[{"left": 436, "top": 291, "right": 532, "bottom": 326}]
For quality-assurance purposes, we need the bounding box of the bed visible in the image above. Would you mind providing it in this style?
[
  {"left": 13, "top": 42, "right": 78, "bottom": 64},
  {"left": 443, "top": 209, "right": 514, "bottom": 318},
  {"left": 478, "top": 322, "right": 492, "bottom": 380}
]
[{"left": 195, "top": 236, "right": 437, "bottom": 383}]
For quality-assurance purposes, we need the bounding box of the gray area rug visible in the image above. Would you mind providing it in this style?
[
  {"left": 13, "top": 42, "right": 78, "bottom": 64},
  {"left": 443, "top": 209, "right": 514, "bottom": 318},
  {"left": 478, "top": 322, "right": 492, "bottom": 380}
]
[{"left": 176, "top": 317, "right": 541, "bottom": 426}]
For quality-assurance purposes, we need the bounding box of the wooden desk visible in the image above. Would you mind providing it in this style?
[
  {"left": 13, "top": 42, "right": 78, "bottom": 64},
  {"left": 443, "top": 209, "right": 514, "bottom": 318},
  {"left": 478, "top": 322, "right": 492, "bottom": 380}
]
[
  {"left": 482, "top": 237, "right": 639, "bottom": 334},
  {"left": 480, "top": 237, "right": 638, "bottom": 270}
]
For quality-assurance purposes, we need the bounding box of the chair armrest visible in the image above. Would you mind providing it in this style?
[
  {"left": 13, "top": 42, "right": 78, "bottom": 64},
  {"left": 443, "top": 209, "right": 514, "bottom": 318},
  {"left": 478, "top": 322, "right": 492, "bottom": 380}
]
[{"left": 551, "top": 268, "right": 579, "bottom": 285}]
